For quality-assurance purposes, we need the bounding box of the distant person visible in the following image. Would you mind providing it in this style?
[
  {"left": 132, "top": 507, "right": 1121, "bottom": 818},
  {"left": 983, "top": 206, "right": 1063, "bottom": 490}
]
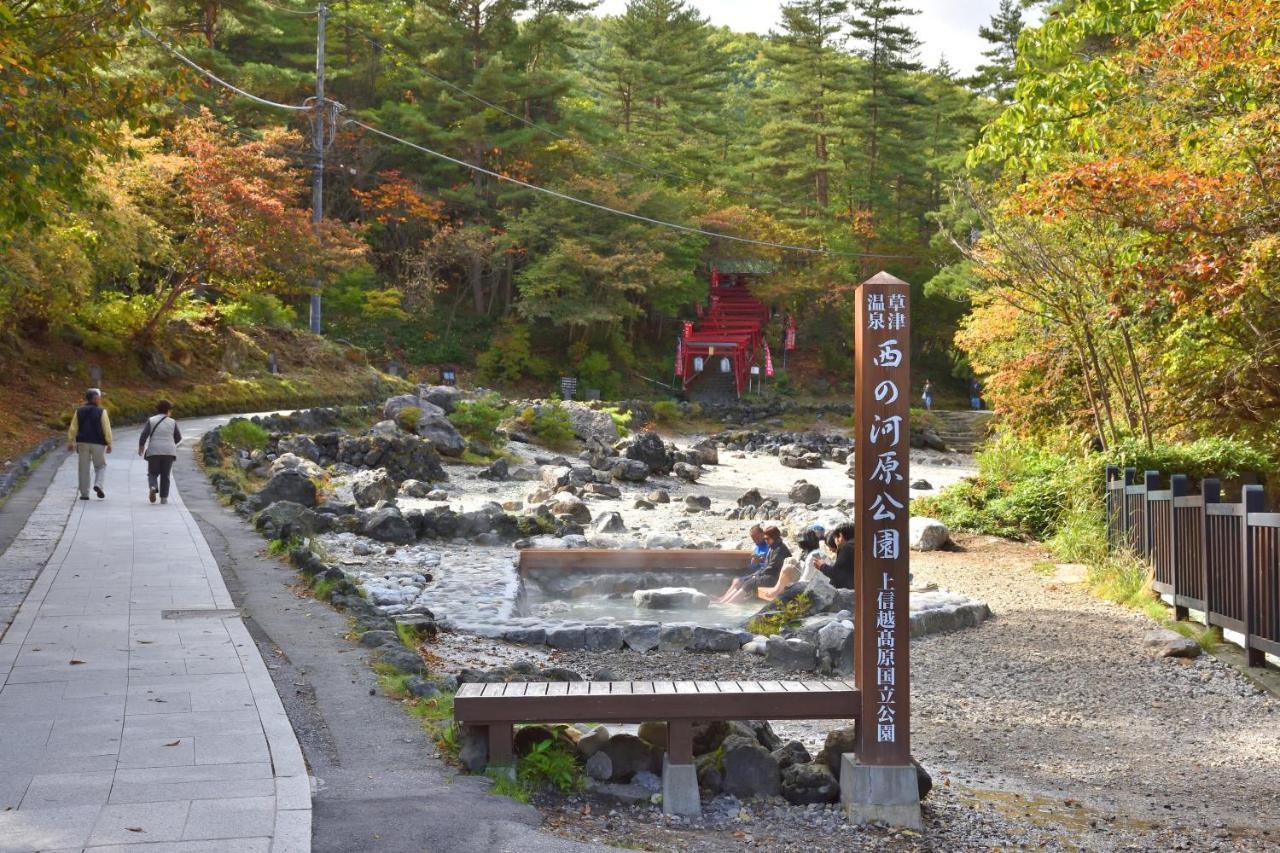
[
  {"left": 921, "top": 379, "right": 934, "bottom": 411},
  {"left": 970, "top": 378, "right": 983, "bottom": 410},
  {"left": 67, "top": 388, "right": 112, "bottom": 500},
  {"left": 819, "top": 523, "right": 856, "bottom": 590},
  {"left": 138, "top": 400, "right": 182, "bottom": 505},
  {"left": 717, "top": 526, "right": 791, "bottom": 605}
]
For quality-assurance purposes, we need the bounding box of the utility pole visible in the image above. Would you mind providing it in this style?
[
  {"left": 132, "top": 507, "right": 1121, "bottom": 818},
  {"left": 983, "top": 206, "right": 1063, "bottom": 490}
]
[{"left": 309, "top": 0, "right": 328, "bottom": 334}]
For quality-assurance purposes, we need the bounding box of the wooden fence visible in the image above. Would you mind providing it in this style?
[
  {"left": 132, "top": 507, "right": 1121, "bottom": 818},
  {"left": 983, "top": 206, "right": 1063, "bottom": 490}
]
[{"left": 1106, "top": 466, "right": 1280, "bottom": 668}]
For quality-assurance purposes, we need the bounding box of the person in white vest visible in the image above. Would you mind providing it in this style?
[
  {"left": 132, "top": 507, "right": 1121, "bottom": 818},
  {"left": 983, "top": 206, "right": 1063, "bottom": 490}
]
[{"left": 137, "top": 400, "right": 183, "bottom": 504}]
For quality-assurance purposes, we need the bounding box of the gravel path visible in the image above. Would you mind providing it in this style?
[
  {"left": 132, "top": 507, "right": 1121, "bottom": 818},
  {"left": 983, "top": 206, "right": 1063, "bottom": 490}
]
[{"left": 437, "top": 535, "right": 1279, "bottom": 851}]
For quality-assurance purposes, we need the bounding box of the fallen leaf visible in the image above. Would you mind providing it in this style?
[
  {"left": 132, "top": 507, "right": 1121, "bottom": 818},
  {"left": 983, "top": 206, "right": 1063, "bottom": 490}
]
[
  {"left": 126, "top": 826, "right": 144, "bottom": 832},
  {"left": 69, "top": 659, "right": 86, "bottom": 665},
  {"left": 164, "top": 740, "right": 181, "bottom": 747}
]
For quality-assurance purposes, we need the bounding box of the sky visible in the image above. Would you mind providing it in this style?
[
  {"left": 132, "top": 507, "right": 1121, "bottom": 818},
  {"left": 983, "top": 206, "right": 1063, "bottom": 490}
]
[{"left": 593, "top": 0, "right": 1022, "bottom": 78}]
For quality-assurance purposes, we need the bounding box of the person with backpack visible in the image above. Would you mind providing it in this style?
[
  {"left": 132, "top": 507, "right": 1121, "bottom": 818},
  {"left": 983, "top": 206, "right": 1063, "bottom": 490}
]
[
  {"left": 66, "top": 388, "right": 113, "bottom": 500},
  {"left": 138, "top": 400, "right": 182, "bottom": 504}
]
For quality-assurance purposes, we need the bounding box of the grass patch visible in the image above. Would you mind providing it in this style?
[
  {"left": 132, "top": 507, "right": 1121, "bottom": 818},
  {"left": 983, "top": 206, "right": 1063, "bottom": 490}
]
[
  {"left": 1169, "top": 621, "right": 1222, "bottom": 652},
  {"left": 1087, "top": 552, "right": 1167, "bottom": 622},
  {"left": 310, "top": 576, "right": 336, "bottom": 602},
  {"left": 220, "top": 418, "right": 269, "bottom": 451},
  {"left": 485, "top": 769, "right": 531, "bottom": 803},
  {"left": 267, "top": 536, "right": 302, "bottom": 557},
  {"left": 1029, "top": 560, "right": 1057, "bottom": 576}
]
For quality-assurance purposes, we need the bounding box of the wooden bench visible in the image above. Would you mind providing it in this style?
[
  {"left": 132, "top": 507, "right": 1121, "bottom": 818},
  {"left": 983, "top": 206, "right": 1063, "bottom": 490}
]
[{"left": 454, "top": 678, "right": 860, "bottom": 816}]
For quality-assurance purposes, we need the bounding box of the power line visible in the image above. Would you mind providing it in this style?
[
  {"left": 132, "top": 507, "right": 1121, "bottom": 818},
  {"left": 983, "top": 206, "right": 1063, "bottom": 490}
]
[
  {"left": 345, "top": 118, "right": 919, "bottom": 260},
  {"left": 137, "top": 24, "right": 311, "bottom": 113}
]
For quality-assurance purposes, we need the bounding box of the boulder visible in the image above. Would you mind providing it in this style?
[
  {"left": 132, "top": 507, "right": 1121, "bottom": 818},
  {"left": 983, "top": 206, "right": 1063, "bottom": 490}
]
[
  {"left": 585, "top": 751, "right": 613, "bottom": 782},
  {"left": 914, "top": 758, "right": 933, "bottom": 800},
  {"left": 788, "top": 480, "right": 821, "bottom": 505},
  {"left": 546, "top": 626, "right": 587, "bottom": 651},
  {"left": 647, "top": 489, "right": 670, "bottom": 504},
  {"left": 910, "top": 479, "right": 933, "bottom": 490},
  {"left": 780, "top": 452, "right": 823, "bottom": 469},
  {"left": 373, "top": 645, "right": 426, "bottom": 675},
  {"left": 459, "top": 728, "right": 488, "bottom": 772},
  {"left": 562, "top": 402, "right": 620, "bottom": 443},
  {"left": 690, "top": 438, "right": 719, "bottom": 465},
  {"left": 672, "top": 462, "right": 701, "bottom": 482},
  {"left": 600, "top": 734, "right": 661, "bottom": 783},
  {"left": 352, "top": 468, "right": 398, "bottom": 508},
  {"left": 696, "top": 753, "right": 723, "bottom": 793},
  {"left": 719, "top": 735, "right": 781, "bottom": 799},
  {"left": 624, "top": 432, "right": 671, "bottom": 475},
  {"left": 737, "top": 488, "right": 765, "bottom": 507},
  {"left": 417, "top": 414, "right": 466, "bottom": 458},
  {"left": 418, "top": 384, "right": 461, "bottom": 413},
  {"left": 689, "top": 626, "right": 748, "bottom": 653},
  {"left": 399, "top": 479, "right": 433, "bottom": 498},
  {"left": 583, "top": 482, "right": 621, "bottom": 498},
  {"left": 909, "top": 517, "right": 950, "bottom": 551},
  {"left": 612, "top": 459, "right": 651, "bottom": 482},
  {"left": 277, "top": 434, "right": 321, "bottom": 463},
  {"left": 541, "top": 666, "right": 585, "bottom": 682},
  {"left": 477, "top": 458, "right": 509, "bottom": 481},
  {"left": 765, "top": 636, "right": 817, "bottom": 671},
  {"left": 550, "top": 492, "right": 592, "bottom": 525},
  {"left": 622, "top": 622, "right": 661, "bottom": 653},
  {"left": 780, "top": 763, "right": 839, "bottom": 805},
  {"left": 637, "top": 721, "right": 667, "bottom": 750},
  {"left": 692, "top": 720, "right": 730, "bottom": 755},
  {"left": 771, "top": 740, "right": 811, "bottom": 771},
  {"left": 576, "top": 725, "right": 612, "bottom": 758},
  {"left": 593, "top": 511, "right": 627, "bottom": 534},
  {"left": 382, "top": 394, "right": 422, "bottom": 421},
  {"left": 816, "top": 725, "right": 858, "bottom": 776},
  {"left": 683, "top": 494, "right": 711, "bottom": 511},
  {"left": 633, "top": 588, "right": 709, "bottom": 610},
  {"left": 633, "top": 499, "right": 654, "bottom": 510},
  {"left": 254, "top": 501, "right": 330, "bottom": 541},
  {"left": 645, "top": 533, "right": 686, "bottom": 549},
  {"left": 269, "top": 452, "right": 324, "bottom": 480},
  {"left": 250, "top": 470, "right": 317, "bottom": 509},
  {"left": 584, "top": 625, "right": 625, "bottom": 651},
  {"left": 1144, "top": 628, "right": 1202, "bottom": 659},
  {"left": 657, "top": 623, "right": 696, "bottom": 652},
  {"left": 733, "top": 719, "right": 783, "bottom": 752},
  {"left": 360, "top": 507, "right": 416, "bottom": 544},
  {"left": 816, "top": 619, "right": 854, "bottom": 675}
]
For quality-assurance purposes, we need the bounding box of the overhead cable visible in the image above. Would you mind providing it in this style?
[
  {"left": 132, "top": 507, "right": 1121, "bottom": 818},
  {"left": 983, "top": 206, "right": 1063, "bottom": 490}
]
[{"left": 345, "top": 118, "right": 919, "bottom": 260}]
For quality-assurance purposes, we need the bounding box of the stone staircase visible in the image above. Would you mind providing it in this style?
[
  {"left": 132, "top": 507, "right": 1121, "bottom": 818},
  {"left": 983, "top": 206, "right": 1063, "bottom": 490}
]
[
  {"left": 929, "top": 410, "right": 995, "bottom": 453},
  {"left": 688, "top": 367, "right": 739, "bottom": 402}
]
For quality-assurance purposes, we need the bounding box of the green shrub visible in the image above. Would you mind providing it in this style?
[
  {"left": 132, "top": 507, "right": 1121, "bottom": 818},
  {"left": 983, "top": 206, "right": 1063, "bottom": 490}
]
[
  {"left": 449, "top": 394, "right": 511, "bottom": 445},
  {"left": 519, "top": 403, "right": 574, "bottom": 447},
  {"left": 652, "top": 399, "right": 682, "bottom": 424},
  {"left": 219, "top": 293, "right": 297, "bottom": 329},
  {"left": 220, "top": 419, "right": 269, "bottom": 451},
  {"left": 395, "top": 405, "right": 422, "bottom": 433},
  {"left": 477, "top": 322, "right": 551, "bottom": 385},
  {"left": 517, "top": 738, "right": 581, "bottom": 793}
]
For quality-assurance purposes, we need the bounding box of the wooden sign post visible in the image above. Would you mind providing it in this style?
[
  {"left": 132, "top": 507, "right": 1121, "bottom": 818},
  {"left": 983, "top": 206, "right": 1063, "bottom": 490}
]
[{"left": 843, "top": 271, "right": 922, "bottom": 829}]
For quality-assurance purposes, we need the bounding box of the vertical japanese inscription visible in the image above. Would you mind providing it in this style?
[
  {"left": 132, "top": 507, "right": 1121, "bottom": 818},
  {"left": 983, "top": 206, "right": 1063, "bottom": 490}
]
[{"left": 854, "top": 273, "right": 910, "bottom": 765}]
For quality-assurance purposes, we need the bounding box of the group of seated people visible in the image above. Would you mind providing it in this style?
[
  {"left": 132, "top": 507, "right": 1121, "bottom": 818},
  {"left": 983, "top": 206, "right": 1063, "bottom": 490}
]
[{"left": 713, "top": 521, "right": 855, "bottom": 605}]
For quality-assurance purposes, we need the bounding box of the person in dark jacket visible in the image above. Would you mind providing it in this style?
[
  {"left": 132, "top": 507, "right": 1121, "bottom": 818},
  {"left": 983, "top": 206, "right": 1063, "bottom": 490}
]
[
  {"left": 820, "top": 523, "right": 856, "bottom": 590},
  {"left": 138, "top": 400, "right": 183, "bottom": 504},
  {"left": 66, "top": 388, "right": 113, "bottom": 500},
  {"left": 718, "top": 526, "right": 791, "bottom": 604}
]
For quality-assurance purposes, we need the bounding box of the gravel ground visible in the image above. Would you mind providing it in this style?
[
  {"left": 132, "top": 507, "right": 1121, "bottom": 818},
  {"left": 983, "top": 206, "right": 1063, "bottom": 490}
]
[{"left": 433, "top": 535, "right": 1280, "bottom": 851}]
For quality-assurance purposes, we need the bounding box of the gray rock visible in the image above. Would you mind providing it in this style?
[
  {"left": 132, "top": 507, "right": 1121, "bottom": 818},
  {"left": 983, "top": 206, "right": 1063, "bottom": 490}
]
[
  {"left": 683, "top": 494, "right": 712, "bottom": 511},
  {"left": 584, "top": 625, "right": 625, "bottom": 651},
  {"left": 636, "top": 721, "right": 667, "bottom": 750},
  {"left": 399, "top": 479, "right": 433, "bottom": 498},
  {"left": 360, "top": 507, "right": 416, "bottom": 544},
  {"left": 591, "top": 668, "right": 619, "bottom": 682},
  {"left": 658, "top": 623, "right": 696, "bottom": 652},
  {"left": 720, "top": 735, "right": 781, "bottom": 799},
  {"left": 253, "top": 501, "right": 330, "bottom": 541},
  {"left": 781, "top": 763, "right": 838, "bottom": 805},
  {"left": 645, "top": 533, "right": 687, "bottom": 549},
  {"left": 909, "top": 516, "right": 950, "bottom": 551},
  {"left": 780, "top": 452, "right": 823, "bottom": 469},
  {"left": 426, "top": 489, "right": 448, "bottom": 501},
  {"left": 550, "top": 492, "right": 592, "bottom": 525},
  {"left": 622, "top": 622, "right": 661, "bottom": 653},
  {"left": 250, "top": 470, "right": 317, "bottom": 509},
  {"left": 632, "top": 770, "right": 662, "bottom": 793},
  {"left": 546, "top": 626, "right": 587, "bottom": 651},
  {"left": 816, "top": 619, "right": 854, "bottom": 675},
  {"left": 374, "top": 645, "right": 426, "bottom": 675},
  {"left": 459, "top": 727, "right": 488, "bottom": 772},
  {"left": 477, "top": 458, "right": 509, "bottom": 481},
  {"left": 765, "top": 635, "right": 818, "bottom": 671},
  {"left": 593, "top": 511, "right": 627, "bottom": 534},
  {"left": 673, "top": 462, "right": 701, "bottom": 482},
  {"left": 612, "top": 459, "right": 650, "bottom": 482},
  {"left": 788, "top": 480, "right": 821, "bottom": 505},
  {"left": 417, "top": 414, "right": 466, "bottom": 458},
  {"left": 352, "top": 468, "right": 398, "bottom": 508},
  {"left": 910, "top": 479, "right": 933, "bottom": 490},
  {"left": 418, "top": 384, "right": 460, "bottom": 413},
  {"left": 690, "top": 438, "right": 719, "bottom": 465},
  {"left": 502, "top": 627, "right": 547, "bottom": 645},
  {"left": 403, "top": 676, "right": 440, "bottom": 699},
  {"left": 541, "top": 667, "right": 585, "bottom": 682},
  {"left": 584, "top": 482, "right": 621, "bottom": 498},
  {"left": 633, "top": 499, "right": 655, "bottom": 510},
  {"left": 772, "top": 740, "right": 812, "bottom": 770},
  {"left": 647, "top": 489, "right": 671, "bottom": 504},
  {"left": 576, "top": 726, "right": 611, "bottom": 758},
  {"left": 624, "top": 431, "right": 671, "bottom": 475},
  {"left": 633, "top": 588, "right": 709, "bottom": 610},
  {"left": 690, "top": 626, "right": 745, "bottom": 653},
  {"left": 601, "top": 734, "right": 661, "bottom": 782},
  {"left": 737, "top": 488, "right": 765, "bottom": 508},
  {"left": 358, "top": 630, "right": 397, "bottom": 648},
  {"left": 816, "top": 725, "right": 858, "bottom": 776},
  {"left": 562, "top": 402, "right": 620, "bottom": 443},
  {"left": 583, "top": 779, "right": 654, "bottom": 804},
  {"left": 278, "top": 434, "right": 321, "bottom": 463},
  {"left": 1144, "top": 628, "right": 1202, "bottom": 658},
  {"left": 585, "top": 750, "right": 613, "bottom": 781}
]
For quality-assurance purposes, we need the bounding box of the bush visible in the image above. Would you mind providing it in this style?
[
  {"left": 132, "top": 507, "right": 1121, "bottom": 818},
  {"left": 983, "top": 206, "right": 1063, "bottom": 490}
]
[
  {"left": 449, "top": 394, "right": 511, "bottom": 445},
  {"left": 517, "top": 402, "right": 575, "bottom": 448},
  {"left": 517, "top": 738, "right": 581, "bottom": 793},
  {"left": 477, "top": 322, "right": 551, "bottom": 385},
  {"left": 395, "top": 405, "right": 422, "bottom": 433},
  {"left": 576, "top": 350, "right": 622, "bottom": 399},
  {"left": 219, "top": 293, "right": 297, "bottom": 329},
  {"left": 220, "top": 418, "right": 269, "bottom": 451},
  {"left": 652, "top": 399, "right": 682, "bottom": 424}
]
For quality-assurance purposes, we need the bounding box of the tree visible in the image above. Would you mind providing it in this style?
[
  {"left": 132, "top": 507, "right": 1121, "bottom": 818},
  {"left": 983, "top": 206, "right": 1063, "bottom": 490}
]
[{"left": 968, "top": 0, "right": 1025, "bottom": 102}]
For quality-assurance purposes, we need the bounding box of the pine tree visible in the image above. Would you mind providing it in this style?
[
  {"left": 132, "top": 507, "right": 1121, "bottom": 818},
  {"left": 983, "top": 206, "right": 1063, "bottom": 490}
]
[
  {"left": 968, "top": 0, "right": 1025, "bottom": 101},
  {"left": 753, "top": 0, "right": 851, "bottom": 215}
]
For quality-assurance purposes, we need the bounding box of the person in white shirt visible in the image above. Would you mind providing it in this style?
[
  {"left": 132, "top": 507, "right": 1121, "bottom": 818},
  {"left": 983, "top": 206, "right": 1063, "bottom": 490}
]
[{"left": 137, "top": 400, "right": 183, "bottom": 504}]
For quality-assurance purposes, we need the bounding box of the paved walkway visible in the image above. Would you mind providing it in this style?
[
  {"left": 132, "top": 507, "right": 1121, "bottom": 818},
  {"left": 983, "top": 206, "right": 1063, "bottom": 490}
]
[{"left": 0, "top": 435, "right": 309, "bottom": 853}]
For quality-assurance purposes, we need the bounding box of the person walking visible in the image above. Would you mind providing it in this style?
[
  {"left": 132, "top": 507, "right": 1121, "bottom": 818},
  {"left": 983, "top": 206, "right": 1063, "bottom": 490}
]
[
  {"left": 67, "top": 388, "right": 113, "bottom": 500},
  {"left": 970, "top": 378, "right": 983, "bottom": 410},
  {"left": 921, "top": 378, "right": 935, "bottom": 411},
  {"left": 138, "top": 400, "right": 182, "bottom": 504}
]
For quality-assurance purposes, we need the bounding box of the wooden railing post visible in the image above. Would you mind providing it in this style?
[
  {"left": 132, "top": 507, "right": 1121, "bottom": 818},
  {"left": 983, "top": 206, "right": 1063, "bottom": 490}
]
[
  {"left": 1143, "top": 470, "right": 1160, "bottom": 558},
  {"left": 1241, "top": 484, "right": 1265, "bottom": 668},
  {"left": 1170, "top": 474, "right": 1189, "bottom": 621},
  {"left": 1123, "top": 467, "right": 1137, "bottom": 551},
  {"left": 1105, "top": 464, "right": 1120, "bottom": 551},
  {"left": 1201, "top": 478, "right": 1220, "bottom": 628}
]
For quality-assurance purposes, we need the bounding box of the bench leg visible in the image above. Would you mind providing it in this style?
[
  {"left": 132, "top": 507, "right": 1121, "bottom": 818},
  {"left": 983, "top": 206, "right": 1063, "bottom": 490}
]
[
  {"left": 662, "top": 721, "right": 700, "bottom": 817},
  {"left": 487, "top": 723, "right": 515, "bottom": 778}
]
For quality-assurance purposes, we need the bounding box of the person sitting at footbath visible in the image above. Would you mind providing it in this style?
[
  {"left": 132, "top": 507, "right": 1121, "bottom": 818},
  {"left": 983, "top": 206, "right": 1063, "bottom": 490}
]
[
  {"left": 757, "top": 526, "right": 826, "bottom": 601},
  {"left": 714, "top": 525, "right": 791, "bottom": 604}
]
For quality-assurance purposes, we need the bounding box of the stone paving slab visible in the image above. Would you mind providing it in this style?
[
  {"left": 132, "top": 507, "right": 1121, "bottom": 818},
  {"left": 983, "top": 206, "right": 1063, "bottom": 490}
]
[{"left": 0, "top": 440, "right": 310, "bottom": 853}]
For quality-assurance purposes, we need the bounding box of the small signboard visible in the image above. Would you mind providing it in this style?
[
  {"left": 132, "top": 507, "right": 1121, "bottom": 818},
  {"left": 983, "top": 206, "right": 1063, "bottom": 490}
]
[
  {"left": 750, "top": 365, "right": 761, "bottom": 375},
  {"left": 440, "top": 368, "right": 457, "bottom": 386},
  {"left": 559, "top": 376, "right": 578, "bottom": 400}
]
